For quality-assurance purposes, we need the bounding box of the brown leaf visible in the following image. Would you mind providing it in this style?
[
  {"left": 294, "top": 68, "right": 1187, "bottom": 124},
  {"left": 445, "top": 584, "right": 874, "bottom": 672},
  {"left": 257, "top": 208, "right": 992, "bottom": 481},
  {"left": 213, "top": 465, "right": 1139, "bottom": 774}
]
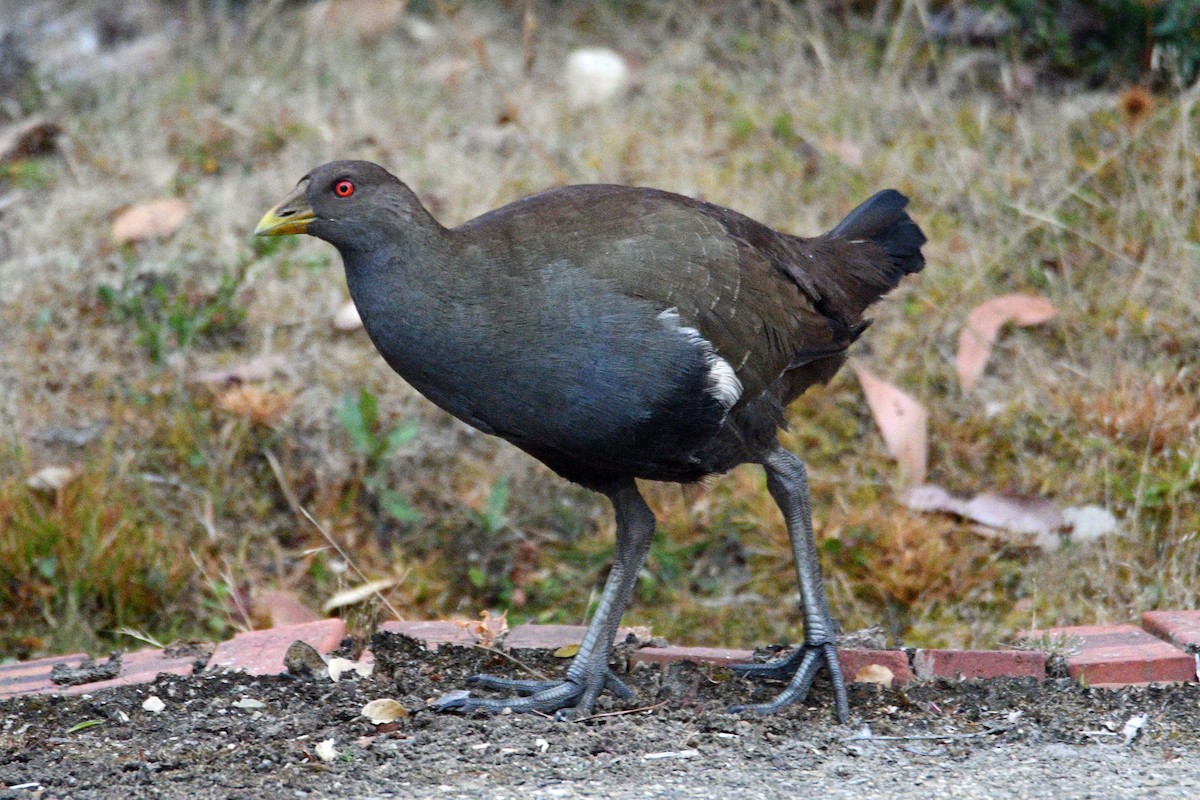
[
  {"left": 853, "top": 364, "right": 928, "bottom": 485},
  {"left": 0, "top": 118, "right": 62, "bottom": 165},
  {"left": 456, "top": 609, "right": 509, "bottom": 648},
  {"left": 853, "top": 664, "right": 894, "bottom": 687},
  {"left": 112, "top": 198, "right": 190, "bottom": 244},
  {"left": 361, "top": 698, "right": 409, "bottom": 724},
  {"left": 215, "top": 385, "right": 291, "bottom": 426},
  {"left": 956, "top": 294, "right": 1056, "bottom": 391}
]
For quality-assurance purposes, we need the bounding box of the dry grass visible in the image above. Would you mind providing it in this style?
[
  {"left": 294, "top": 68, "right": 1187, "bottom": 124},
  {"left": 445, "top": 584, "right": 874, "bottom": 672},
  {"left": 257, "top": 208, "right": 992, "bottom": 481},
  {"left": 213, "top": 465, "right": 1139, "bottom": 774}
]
[{"left": 1, "top": 2, "right": 1197, "bottom": 659}]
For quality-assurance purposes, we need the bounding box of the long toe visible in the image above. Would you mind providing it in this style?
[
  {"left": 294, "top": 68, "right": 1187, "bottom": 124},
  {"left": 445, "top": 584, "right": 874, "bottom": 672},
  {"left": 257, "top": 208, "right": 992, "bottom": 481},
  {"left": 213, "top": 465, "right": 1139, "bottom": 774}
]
[
  {"left": 465, "top": 675, "right": 566, "bottom": 696},
  {"left": 729, "top": 646, "right": 809, "bottom": 681},
  {"left": 463, "top": 672, "right": 633, "bottom": 699},
  {"left": 433, "top": 678, "right": 589, "bottom": 716},
  {"left": 730, "top": 642, "right": 850, "bottom": 722},
  {"left": 432, "top": 667, "right": 632, "bottom": 717}
]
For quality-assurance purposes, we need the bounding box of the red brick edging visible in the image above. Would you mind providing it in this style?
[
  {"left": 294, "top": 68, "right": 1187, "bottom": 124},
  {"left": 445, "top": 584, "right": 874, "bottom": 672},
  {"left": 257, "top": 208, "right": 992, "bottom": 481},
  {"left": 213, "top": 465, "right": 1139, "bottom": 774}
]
[{"left": 2, "top": 611, "right": 1197, "bottom": 701}]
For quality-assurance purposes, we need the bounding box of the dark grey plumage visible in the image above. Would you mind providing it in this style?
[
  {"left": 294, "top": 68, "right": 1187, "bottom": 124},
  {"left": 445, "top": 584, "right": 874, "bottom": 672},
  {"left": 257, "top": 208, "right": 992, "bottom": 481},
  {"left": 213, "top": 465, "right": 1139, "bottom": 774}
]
[{"left": 256, "top": 160, "right": 926, "bottom": 720}]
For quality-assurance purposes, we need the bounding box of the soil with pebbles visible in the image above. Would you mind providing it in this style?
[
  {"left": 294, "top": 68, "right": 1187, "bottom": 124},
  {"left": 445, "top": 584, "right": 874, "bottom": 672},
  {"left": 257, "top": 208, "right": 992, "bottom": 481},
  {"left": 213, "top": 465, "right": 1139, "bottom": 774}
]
[{"left": 2, "top": 634, "right": 1199, "bottom": 799}]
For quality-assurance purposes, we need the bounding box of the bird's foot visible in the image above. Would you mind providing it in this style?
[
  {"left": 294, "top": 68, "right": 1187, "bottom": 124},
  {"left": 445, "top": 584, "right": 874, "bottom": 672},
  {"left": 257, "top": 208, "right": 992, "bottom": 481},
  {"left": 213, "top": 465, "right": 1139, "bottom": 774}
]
[
  {"left": 729, "top": 641, "right": 849, "bottom": 722},
  {"left": 431, "top": 668, "right": 633, "bottom": 719}
]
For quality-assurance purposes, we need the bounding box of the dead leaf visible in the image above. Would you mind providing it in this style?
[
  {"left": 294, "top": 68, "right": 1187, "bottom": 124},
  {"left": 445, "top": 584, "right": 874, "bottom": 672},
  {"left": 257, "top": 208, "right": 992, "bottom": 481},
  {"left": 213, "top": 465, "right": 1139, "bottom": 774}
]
[
  {"left": 327, "top": 657, "right": 374, "bottom": 682},
  {"left": 456, "top": 609, "right": 509, "bottom": 648},
  {"left": 956, "top": 294, "right": 1056, "bottom": 391},
  {"left": 853, "top": 664, "right": 894, "bottom": 687},
  {"left": 853, "top": 364, "right": 928, "bottom": 485},
  {"left": 111, "top": 198, "right": 190, "bottom": 244},
  {"left": 361, "top": 698, "right": 409, "bottom": 724},
  {"left": 901, "top": 483, "right": 1074, "bottom": 550},
  {"left": 1121, "top": 713, "right": 1148, "bottom": 745},
  {"left": 314, "top": 738, "right": 338, "bottom": 762},
  {"left": 26, "top": 465, "right": 77, "bottom": 493},
  {"left": 193, "top": 354, "right": 287, "bottom": 385},
  {"left": 232, "top": 698, "right": 265, "bottom": 710},
  {"left": 965, "top": 492, "right": 1065, "bottom": 539},
  {"left": 215, "top": 385, "right": 291, "bottom": 426},
  {"left": 553, "top": 644, "right": 580, "bottom": 658},
  {"left": 0, "top": 118, "right": 62, "bottom": 165},
  {"left": 333, "top": 300, "right": 363, "bottom": 331},
  {"left": 897, "top": 484, "right": 965, "bottom": 515},
  {"left": 1062, "top": 505, "right": 1119, "bottom": 542},
  {"left": 322, "top": 577, "right": 399, "bottom": 612}
]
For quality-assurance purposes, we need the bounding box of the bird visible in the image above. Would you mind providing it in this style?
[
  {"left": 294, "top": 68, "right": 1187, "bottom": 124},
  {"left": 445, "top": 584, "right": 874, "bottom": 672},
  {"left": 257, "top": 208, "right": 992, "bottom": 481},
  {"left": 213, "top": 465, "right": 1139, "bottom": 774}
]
[{"left": 256, "top": 160, "right": 926, "bottom": 721}]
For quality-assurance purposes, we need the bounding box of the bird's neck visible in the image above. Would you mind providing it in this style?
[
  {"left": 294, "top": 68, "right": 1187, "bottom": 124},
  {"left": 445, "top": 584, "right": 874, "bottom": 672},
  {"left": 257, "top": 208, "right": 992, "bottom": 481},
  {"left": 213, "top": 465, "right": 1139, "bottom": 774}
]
[{"left": 337, "top": 226, "right": 468, "bottom": 392}]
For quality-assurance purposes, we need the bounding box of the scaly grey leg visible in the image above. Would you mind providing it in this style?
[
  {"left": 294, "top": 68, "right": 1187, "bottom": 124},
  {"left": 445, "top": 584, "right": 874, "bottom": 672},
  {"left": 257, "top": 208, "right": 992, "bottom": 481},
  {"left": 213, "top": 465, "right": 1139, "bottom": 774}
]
[
  {"left": 433, "top": 480, "right": 655, "bottom": 718},
  {"left": 730, "top": 445, "right": 850, "bottom": 721}
]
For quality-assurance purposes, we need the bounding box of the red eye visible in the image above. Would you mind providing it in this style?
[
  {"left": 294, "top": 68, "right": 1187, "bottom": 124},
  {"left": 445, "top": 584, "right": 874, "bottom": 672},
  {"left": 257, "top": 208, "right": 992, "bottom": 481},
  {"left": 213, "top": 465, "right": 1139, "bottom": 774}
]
[{"left": 334, "top": 180, "right": 354, "bottom": 197}]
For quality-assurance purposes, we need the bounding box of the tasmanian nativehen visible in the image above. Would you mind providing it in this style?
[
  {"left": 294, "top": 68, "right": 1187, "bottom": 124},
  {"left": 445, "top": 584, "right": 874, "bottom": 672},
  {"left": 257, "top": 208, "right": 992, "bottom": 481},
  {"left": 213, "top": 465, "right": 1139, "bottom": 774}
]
[{"left": 256, "top": 161, "right": 925, "bottom": 720}]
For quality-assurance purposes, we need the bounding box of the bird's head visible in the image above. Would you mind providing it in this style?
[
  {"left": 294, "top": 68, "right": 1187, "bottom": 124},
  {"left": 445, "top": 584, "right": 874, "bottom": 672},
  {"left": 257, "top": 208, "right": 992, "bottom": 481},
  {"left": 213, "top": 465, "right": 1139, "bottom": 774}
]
[{"left": 255, "top": 160, "right": 433, "bottom": 251}]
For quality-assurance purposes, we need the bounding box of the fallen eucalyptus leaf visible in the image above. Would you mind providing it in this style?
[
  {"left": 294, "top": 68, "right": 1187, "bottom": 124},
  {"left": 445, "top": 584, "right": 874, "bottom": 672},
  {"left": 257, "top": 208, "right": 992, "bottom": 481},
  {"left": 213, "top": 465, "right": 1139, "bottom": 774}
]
[
  {"left": 361, "top": 698, "right": 409, "bottom": 725},
  {"left": 956, "top": 294, "right": 1056, "bottom": 391},
  {"left": 112, "top": 198, "right": 190, "bottom": 244},
  {"left": 853, "top": 364, "right": 928, "bottom": 485},
  {"left": 853, "top": 664, "right": 895, "bottom": 687},
  {"left": 323, "top": 578, "right": 399, "bottom": 612}
]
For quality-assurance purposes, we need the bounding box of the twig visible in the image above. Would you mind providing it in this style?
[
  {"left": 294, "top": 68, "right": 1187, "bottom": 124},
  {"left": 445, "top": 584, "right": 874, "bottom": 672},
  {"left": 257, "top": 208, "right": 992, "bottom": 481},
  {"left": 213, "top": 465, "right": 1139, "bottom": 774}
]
[
  {"left": 268, "top": 449, "right": 549, "bottom": 680},
  {"left": 574, "top": 700, "right": 668, "bottom": 722},
  {"left": 264, "top": 449, "right": 301, "bottom": 516},
  {"left": 265, "top": 450, "right": 407, "bottom": 622},
  {"left": 843, "top": 725, "right": 1013, "bottom": 743}
]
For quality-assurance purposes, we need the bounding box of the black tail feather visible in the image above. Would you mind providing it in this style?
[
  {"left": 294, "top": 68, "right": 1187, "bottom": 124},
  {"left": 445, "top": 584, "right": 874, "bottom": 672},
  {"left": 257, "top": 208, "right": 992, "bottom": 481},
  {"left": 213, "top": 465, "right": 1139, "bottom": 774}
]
[{"left": 828, "top": 189, "right": 926, "bottom": 280}]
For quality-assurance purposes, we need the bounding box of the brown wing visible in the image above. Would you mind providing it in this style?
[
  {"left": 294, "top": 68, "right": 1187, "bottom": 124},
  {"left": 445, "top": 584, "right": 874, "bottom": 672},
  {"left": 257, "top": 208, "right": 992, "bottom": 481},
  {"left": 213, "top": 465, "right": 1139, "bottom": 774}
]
[{"left": 455, "top": 184, "right": 861, "bottom": 409}]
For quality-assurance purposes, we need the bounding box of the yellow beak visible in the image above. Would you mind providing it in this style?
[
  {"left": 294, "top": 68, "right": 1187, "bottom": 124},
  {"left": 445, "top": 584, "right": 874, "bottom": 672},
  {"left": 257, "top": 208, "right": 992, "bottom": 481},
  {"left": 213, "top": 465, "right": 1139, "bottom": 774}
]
[{"left": 254, "top": 183, "right": 315, "bottom": 236}]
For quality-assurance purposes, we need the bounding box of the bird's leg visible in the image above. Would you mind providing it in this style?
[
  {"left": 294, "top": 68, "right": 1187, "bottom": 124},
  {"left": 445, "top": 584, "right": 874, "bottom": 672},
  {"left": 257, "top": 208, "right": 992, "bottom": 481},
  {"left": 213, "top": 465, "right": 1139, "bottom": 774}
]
[
  {"left": 433, "top": 480, "right": 656, "bottom": 718},
  {"left": 730, "top": 445, "right": 850, "bottom": 721}
]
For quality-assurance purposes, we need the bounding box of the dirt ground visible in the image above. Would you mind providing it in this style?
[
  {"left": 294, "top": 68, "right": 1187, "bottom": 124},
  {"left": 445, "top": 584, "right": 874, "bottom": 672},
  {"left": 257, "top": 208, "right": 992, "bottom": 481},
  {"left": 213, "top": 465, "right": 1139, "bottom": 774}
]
[{"left": 2, "top": 635, "right": 1198, "bottom": 799}]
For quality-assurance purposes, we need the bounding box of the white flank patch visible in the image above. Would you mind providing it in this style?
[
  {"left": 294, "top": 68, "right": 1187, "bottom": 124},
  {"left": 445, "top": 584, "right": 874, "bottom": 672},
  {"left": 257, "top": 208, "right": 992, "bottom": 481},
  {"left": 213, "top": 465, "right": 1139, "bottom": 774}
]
[{"left": 658, "top": 309, "right": 743, "bottom": 409}]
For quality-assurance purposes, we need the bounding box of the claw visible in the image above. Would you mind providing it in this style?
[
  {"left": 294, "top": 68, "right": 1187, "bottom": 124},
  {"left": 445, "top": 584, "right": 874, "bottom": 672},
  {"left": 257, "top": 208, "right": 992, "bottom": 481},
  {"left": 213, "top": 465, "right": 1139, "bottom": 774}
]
[{"left": 430, "top": 689, "right": 472, "bottom": 711}]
